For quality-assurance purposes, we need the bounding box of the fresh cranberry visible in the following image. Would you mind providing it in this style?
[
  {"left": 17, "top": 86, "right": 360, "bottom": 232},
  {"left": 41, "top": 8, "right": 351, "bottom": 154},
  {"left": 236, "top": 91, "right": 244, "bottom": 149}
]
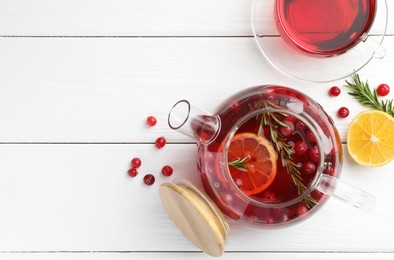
[
  {"left": 377, "top": 84, "right": 390, "bottom": 96},
  {"left": 295, "top": 121, "right": 307, "bottom": 131},
  {"left": 302, "top": 161, "right": 316, "bottom": 175},
  {"left": 155, "top": 136, "right": 166, "bottom": 149},
  {"left": 329, "top": 86, "right": 341, "bottom": 97},
  {"left": 325, "top": 164, "right": 336, "bottom": 176},
  {"left": 127, "top": 168, "right": 138, "bottom": 177},
  {"left": 306, "top": 129, "right": 316, "bottom": 142},
  {"left": 161, "top": 165, "right": 173, "bottom": 177},
  {"left": 146, "top": 116, "right": 157, "bottom": 126},
  {"left": 262, "top": 191, "right": 276, "bottom": 203},
  {"left": 307, "top": 146, "right": 320, "bottom": 163},
  {"left": 294, "top": 141, "right": 308, "bottom": 156},
  {"left": 143, "top": 174, "right": 155, "bottom": 186},
  {"left": 285, "top": 115, "right": 297, "bottom": 122},
  {"left": 297, "top": 205, "right": 308, "bottom": 216},
  {"left": 338, "top": 107, "right": 350, "bottom": 118},
  {"left": 279, "top": 123, "right": 294, "bottom": 137},
  {"left": 131, "top": 157, "right": 142, "bottom": 168}
]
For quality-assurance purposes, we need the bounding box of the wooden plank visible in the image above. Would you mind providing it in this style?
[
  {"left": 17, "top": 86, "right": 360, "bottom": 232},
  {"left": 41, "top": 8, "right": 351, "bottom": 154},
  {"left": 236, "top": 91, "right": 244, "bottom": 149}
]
[
  {"left": 0, "top": 253, "right": 393, "bottom": 260},
  {"left": 0, "top": 0, "right": 391, "bottom": 36},
  {"left": 0, "top": 37, "right": 393, "bottom": 143},
  {"left": 0, "top": 144, "right": 392, "bottom": 251}
]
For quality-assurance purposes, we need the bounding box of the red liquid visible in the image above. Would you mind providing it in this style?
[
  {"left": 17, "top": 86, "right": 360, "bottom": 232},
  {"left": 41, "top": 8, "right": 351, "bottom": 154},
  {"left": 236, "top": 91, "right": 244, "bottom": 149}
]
[
  {"left": 275, "top": 0, "right": 376, "bottom": 56},
  {"left": 195, "top": 86, "right": 342, "bottom": 227}
]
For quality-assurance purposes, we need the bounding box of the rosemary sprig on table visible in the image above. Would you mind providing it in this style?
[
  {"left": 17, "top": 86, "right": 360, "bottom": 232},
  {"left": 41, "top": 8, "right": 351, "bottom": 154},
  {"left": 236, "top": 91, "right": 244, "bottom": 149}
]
[
  {"left": 228, "top": 156, "right": 251, "bottom": 172},
  {"left": 260, "top": 107, "right": 317, "bottom": 208},
  {"left": 344, "top": 73, "right": 394, "bottom": 117}
]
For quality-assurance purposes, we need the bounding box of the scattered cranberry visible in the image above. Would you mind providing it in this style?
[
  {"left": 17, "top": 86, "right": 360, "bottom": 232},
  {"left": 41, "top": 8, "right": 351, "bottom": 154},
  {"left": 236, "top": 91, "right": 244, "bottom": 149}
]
[
  {"left": 155, "top": 136, "right": 167, "bottom": 149},
  {"left": 377, "top": 83, "right": 390, "bottom": 97},
  {"left": 338, "top": 107, "right": 350, "bottom": 118},
  {"left": 302, "top": 161, "right": 316, "bottom": 175},
  {"left": 146, "top": 116, "right": 157, "bottom": 126},
  {"left": 143, "top": 174, "right": 155, "bottom": 186},
  {"left": 131, "top": 157, "right": 142, "bottom": 168},
  {"left": 307, "top": 146, "right": 320, "bottom": 163},
  {"left": 161, "top": 165, "right": 173, "bottom": 177},
  {"left": 279, "top": 123, "right": 294, "bottom": 137},
  {"left": 294, "top": 141, "right": 308, "bottom": 156},
  {"left": 306, "top": 129, "right": 316, "bottom": 142},
  {"left": 127, "top": 168, "right": 138, "bottom": 177},
  {"left": 329, "top": 86, "right": 341, "bottom": 97},
  {"left": 262, "top": 191, "right": 276, "bottom": 203},
  {"left": 297, "top": 205, "right": 308, "bottom": 216}
]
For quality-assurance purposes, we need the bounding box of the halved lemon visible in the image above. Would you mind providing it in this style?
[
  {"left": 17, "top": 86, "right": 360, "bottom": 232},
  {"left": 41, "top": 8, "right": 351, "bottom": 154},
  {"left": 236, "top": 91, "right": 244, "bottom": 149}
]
[
  {"left": 228, "top": 133, "right": 277, "bottom": 195},
  {"left": 347, "top": 110, "right": 394, "bottom": 167}
]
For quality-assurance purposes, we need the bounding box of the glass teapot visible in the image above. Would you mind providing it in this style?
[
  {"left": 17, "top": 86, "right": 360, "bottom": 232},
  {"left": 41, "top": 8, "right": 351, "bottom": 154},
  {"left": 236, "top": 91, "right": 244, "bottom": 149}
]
[{"left": 160, "top": 85, "right": 375, "bottom": 256}]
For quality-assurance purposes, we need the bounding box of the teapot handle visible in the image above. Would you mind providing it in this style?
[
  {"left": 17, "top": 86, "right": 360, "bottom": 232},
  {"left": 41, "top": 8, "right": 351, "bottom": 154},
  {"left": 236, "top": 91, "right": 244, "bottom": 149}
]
[{"left": 316, "top": 174, "right": 376, "bottom": 212}]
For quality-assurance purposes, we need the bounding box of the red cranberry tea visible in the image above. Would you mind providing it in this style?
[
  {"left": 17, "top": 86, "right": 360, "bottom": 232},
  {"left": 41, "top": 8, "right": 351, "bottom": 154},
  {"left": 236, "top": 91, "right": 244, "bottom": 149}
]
[
  {"left": 196, "top": 86, "right": 342, "bottom": 226},
  {"left": 275, "top": 0, "right": 377, "bottom": 56}
]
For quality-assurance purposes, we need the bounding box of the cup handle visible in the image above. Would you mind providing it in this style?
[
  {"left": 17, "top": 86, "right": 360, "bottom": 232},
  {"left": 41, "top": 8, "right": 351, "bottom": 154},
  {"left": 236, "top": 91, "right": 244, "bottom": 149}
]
[
  {"left": 360, "top": 35, "right": 386, "bottom": 59},
  {"left": 316, "top": 174, "right": 376, "bottom": 212}
]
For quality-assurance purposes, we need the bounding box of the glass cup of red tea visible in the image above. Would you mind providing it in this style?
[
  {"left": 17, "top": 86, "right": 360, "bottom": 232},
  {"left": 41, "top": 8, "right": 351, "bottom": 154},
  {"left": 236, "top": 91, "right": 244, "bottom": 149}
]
[
  {"left": 160, "top": 86, "right": 376, "bottom": 256},
  {"left": 252, "top": 0, "right": 388, "bottom": 82}
]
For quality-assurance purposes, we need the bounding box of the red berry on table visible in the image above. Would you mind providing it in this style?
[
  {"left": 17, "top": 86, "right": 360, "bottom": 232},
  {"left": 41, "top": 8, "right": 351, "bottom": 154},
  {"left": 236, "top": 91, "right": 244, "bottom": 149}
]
[
  {"left": 307, "top": 146, "right": 320, "bottom": 163},
  {"left": 131, "top": 157, "right": 142, "bottom": 168},
  {"left": 377, "top": 84, "right": 390, "bottom": 96},
  {"left": 294, "top": 141, "right": 308, "bottom": 156},
  {"left": 143, "top": 174, "right": 155, "bottom": 186},
  {"left": 127, "top": 168, "right": 138, "bottom": 177},
  {"left": 338, "top": 107, "right": 350, "bottom": 118},
  {"left": 155, "top": 136, "right": 167, "bottom": 149},
  {"left": 146, "top": 116, "right": 157, "bottom": 126},
  {"left": 329, "top": 86, "right": 341, "bottom": 97},
  {"left": 302, "top": 161, "right": 316, "bottom": 175},
  {"left": 161, "top": 165, "right": 173, "bottom": 177}
]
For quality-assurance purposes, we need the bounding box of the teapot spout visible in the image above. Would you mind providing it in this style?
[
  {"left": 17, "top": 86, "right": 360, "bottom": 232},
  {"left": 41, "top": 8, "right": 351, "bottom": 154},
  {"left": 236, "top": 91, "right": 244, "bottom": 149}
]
[{"left": 168, "top": 100, "right": 221, "bottom": 144}]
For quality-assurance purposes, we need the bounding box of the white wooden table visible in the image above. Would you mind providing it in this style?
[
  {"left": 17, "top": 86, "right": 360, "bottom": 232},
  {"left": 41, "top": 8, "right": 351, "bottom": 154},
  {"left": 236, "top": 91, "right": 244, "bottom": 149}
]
[{"left": 0, "top": 1, "right": 393, "bottom": 259}]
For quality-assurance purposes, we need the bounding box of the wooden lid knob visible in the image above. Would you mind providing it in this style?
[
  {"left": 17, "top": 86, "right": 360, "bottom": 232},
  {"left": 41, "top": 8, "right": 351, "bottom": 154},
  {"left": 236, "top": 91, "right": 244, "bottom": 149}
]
[{"left": 159, "top": 181, "right": 230, "bottom": 257}]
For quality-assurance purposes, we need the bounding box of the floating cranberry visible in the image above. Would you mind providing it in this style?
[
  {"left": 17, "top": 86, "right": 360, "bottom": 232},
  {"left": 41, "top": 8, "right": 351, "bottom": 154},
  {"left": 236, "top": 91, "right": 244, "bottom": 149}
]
[
  {"left": 297, "top": 205, "right": 308, "bottom": 216},
  {"left": 338, "top": 107, "right": 350, "bottom": 118},
  {"left": 302, "top": 161, "right": 316, "bottom": 175},
  {"left": 295, "top": 121, "right": 307, "bottom": 131},
  {"left": 306, "top": 129, "right": 316, "bottom": 142},
  {"left": 161, "top": 165, "right": 173, "bottom": 177},
  {"left": 377, "top": 84, "right": 390, "bottom": 96},
  {"left": 127, "top": 168, "right": 138, "bottom": 177},
  {"left": 131, "top": 157, "right": 142, "bottom": 168},
  {"left": 329, "top": 86, "right": 341, "bottom": 97},
  {"left": 262, "top": 191, "right": 276, "bottom": 203},
  {"left": 294, "top": 141, "right": 308, "bottom": 156},
  {"left": 143, "top": 174, "right": 155, "bottom": 186},
  {"left": 307, "top": 146, "right": 320, "bottom": 163},
  {"left": 155, "top": 136, "right": 167, "bottom": 149},
  {"left": 325, "top": 164, "right": 336, "bottom": 176},
  {"left": 146, "top": 116, "right": 157, "bottom": 126},
  {"left": 285, "top": 115, "right": 297, "bottom": 123},
  {"left": 279, "top": 123, "right": 294, "bottom": 137}
]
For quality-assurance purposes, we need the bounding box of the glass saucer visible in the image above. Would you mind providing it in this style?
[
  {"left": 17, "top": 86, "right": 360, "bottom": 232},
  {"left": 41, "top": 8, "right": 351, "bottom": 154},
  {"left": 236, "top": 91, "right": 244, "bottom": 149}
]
[{"left": 252, "top": 0, "right": 388, "bottom": 83}]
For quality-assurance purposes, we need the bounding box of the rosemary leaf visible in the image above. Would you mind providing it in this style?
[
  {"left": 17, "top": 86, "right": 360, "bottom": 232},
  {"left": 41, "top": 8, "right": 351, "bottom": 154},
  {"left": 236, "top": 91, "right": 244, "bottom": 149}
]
[{"left": 344, "top": 73, "right": 394, "bottom": 117}]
